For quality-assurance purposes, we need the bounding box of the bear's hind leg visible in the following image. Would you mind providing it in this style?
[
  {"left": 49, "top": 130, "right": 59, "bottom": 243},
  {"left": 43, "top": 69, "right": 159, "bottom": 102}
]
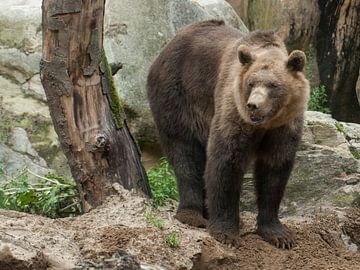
[
  {"left": 254, "top": 158, "right": 296, "bottom": 249},
  {"left": 161, "top": 136, "right": 207, "bottom": 228}
]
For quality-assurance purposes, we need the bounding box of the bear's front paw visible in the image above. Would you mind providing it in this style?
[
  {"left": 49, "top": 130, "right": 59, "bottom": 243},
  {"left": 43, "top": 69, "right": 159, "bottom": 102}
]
[
  {"left": 209, "top": 229, "right": 244, "bottom": 248},
  {"left": 257, "top": 222, "right": 295, "bottom": 249},
  {"left": 175, "top": 209, "right": 208, "bottom": 228}
]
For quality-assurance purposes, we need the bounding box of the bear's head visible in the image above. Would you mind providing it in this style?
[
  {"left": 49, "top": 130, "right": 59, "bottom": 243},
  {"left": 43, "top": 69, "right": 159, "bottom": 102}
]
[{"left": 235, "top": 40, "right": 310, "bottom": 129}]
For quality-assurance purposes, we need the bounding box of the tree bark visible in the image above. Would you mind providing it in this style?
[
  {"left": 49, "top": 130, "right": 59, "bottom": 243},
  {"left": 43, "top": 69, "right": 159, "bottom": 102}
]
[
  {"left": 316, "top": 0, "right": 360, "bottom": 123},
  {"left": 40, "top": 0, "right": 151, "bottom": 211}
]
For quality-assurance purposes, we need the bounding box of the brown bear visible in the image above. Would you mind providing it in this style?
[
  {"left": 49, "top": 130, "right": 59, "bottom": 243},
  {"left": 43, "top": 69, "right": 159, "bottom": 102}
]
[{"left": 147, "top": 20, "right": 309, "bottom": 249}]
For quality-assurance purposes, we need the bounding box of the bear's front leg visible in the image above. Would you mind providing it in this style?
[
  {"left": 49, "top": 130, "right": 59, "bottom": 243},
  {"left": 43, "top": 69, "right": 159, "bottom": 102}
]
[
  {"left": 255, "top": 158, "right": 296, "bottom": 249},
  {"left": 254, "top": 123, "right": 301, "bottom": 249},
  {"left": 205, "top": 130, "right": 250, "bottom": 248}
]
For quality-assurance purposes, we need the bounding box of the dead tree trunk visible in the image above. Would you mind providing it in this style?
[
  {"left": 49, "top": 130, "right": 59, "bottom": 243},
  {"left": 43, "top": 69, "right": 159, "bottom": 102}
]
[
  {"left": 316, "top": 0, "right": 360, "bottom": 123},
  {"left": 40, "top": 0, "right": 151, "bottom": 211}
]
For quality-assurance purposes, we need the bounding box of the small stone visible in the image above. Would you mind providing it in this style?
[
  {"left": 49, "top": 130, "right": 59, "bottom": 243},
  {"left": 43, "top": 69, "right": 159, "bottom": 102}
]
[{"left": 345, "top": 177, "right": 360, "bottom": 185}]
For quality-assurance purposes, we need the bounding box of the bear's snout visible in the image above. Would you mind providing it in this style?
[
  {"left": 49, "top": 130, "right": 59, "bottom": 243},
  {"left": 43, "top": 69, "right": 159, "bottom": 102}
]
[
  {"left": 247, "top": 87, "right": 272, "bottom": 124},
  {"left": 247, "top": 87, "right": 269, "bottom": 111}
]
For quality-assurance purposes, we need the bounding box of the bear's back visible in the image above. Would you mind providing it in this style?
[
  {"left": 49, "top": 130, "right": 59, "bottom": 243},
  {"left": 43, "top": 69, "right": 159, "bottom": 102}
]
[{"left": 147, "top": 20, "right": 244, "bottom": 143}]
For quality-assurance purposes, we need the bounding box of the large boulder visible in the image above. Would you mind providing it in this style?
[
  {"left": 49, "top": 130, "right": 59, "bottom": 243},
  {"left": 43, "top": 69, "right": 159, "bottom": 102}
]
[{"left": 104, "top": 0, "right": 247, "bottom": 143}]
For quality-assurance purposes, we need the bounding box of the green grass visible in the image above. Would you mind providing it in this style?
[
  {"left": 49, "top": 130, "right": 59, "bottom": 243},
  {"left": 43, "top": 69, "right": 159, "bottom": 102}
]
[
  {"left": 165, "top": 232, "right": 180, "bottom": 248},
  {"left": 145, "top": 209, "right": 165, "bottom": 230},
  {"left": 0, "top": 165, "right": 81, "bottom": 218},
  {"left": 308, "top": 85, "right": 331, "bottom": 113},
  {"left": 147, "top": 158, "right": 178, "bottom": 207}
]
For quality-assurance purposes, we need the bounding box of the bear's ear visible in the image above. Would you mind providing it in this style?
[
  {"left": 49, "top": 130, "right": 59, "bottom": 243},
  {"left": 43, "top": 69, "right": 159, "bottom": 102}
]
[
  {"left": 238, "top": 45, "right": 254, "bottom": 66},
  {"left": 287, "top": 50, "right": 306, "bottom": 72}
]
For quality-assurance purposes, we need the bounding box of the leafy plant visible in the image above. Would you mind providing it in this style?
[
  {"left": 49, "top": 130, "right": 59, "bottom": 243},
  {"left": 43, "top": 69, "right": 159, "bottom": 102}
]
[
  {"left": 165, "top": 232, "right": 180, "bottom": 248},
  {"left": 308, "top": 85, "right": 331, "bottom": 113},
  {"left": 0, "top": 167, "right": 81, "bottom": 218},
  {"left": 147, "top": 158, "right": 178, "bottom": 207}
]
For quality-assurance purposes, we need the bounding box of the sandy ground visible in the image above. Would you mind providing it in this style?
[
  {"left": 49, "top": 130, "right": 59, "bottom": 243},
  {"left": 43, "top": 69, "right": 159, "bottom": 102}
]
[{"left": 1, "top": 186, "right": 360, "bottom": 270}]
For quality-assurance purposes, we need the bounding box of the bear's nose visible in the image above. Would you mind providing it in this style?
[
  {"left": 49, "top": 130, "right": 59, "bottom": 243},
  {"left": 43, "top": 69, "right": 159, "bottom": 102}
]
[
  {"left": 247, "top": 102, "right": 258, "bottom": 111},
  {"left": 247, "top": 87, "right": 268, "bottom": 112}
]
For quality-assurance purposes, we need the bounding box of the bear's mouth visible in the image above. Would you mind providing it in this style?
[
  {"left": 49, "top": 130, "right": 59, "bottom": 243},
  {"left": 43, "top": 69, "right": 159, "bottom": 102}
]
[{"left": 249, "top": 115, "right": 266, "bottom": 125}]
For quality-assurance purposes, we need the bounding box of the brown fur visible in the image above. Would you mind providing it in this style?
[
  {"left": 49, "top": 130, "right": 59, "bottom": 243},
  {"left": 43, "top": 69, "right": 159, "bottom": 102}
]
[{"left": 147, "top": 20, "right": 309, "bottom": 249}]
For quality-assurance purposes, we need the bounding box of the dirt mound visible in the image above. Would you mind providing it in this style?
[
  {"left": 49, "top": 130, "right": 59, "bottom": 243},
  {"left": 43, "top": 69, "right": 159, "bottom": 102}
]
[
  {"left": 1, "top": 188, "right": 360, "bottom": 269},
  {"left": 194, "top": 214, "right": 360, "bottom": 270}
]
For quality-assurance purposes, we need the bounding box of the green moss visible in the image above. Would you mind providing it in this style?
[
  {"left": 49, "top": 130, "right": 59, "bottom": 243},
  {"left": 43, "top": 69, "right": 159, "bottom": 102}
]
[
  {"left": 305, "top": 45, "right": 315, "bottom": 83},
  {"left": 335, "top": 122, "right": 345, "bottom": 134},
  {"left": 351, "top": 193, "right": 360, "bottom": 207},
  {"left": 285, "top": 168, "right": 319, "bottom": 203},
  {"left": 330, "top": 192, "right": 357, "bottom": 208},
  {"left": 101, "top": 53, "right": 124, "bottom": 129},
  {"left": 350, "top": 146, "right": 360, "bottom": 160},
  {"left": 0, "top": 105, "right": 12, "bottom": 143},
  {"left": 122, "top": 103, "right": 139, "bottom": 121},
  {"left": 341, "top": 165, "right": 355, "bottom": 175}
]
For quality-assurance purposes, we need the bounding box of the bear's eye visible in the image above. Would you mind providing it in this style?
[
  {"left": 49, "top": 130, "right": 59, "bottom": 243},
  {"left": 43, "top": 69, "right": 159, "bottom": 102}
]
[
  {"left": 248, "top": 82, "right": 255, "bottom": 88},
  {"left": 268, "top": 83, "right": 279, "bottom": 88}
]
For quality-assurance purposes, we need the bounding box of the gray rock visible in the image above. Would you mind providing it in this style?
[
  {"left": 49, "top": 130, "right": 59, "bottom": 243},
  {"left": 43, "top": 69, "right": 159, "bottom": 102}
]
[
  {"left": 21, "top": 74, "right": 47, "bottom": 102},
  {"left": 341, "top": 122, "right": 360, "bottom": 160},
  {"left": 0, "top": 76, "right": 50, "bottom": 118},
  {"left": 0, "top": 48, "right": 41, "bottom": 84},
  {"left": 0, "top": 128, "right": 52, "bottom": 184},
  {"left": 104, "top": 0, "right": 247, "bottom": 142},
  {"left": 7, "top": 127, "right": 47, "bottom": 168},
  {"left": 303, "top": 111, "right": 350, "bottom": 153},
  {"left": 0, "top": 143, "right": 52, "bottom": 184},
  {"left": 194, "top": 0, "right": 247, "bottom": 30}
]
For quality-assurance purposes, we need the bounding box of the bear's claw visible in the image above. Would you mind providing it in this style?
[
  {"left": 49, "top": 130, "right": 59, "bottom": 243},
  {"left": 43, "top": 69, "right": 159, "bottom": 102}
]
[
  {"left": 175, "top": 209, "right": 208, "bottom": 228},
  {"left": 209, "top": 229, "right": 244, "bottom": 248},
  {"left": 257, "top": 222, "right": 295, "bottom": 249}
]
